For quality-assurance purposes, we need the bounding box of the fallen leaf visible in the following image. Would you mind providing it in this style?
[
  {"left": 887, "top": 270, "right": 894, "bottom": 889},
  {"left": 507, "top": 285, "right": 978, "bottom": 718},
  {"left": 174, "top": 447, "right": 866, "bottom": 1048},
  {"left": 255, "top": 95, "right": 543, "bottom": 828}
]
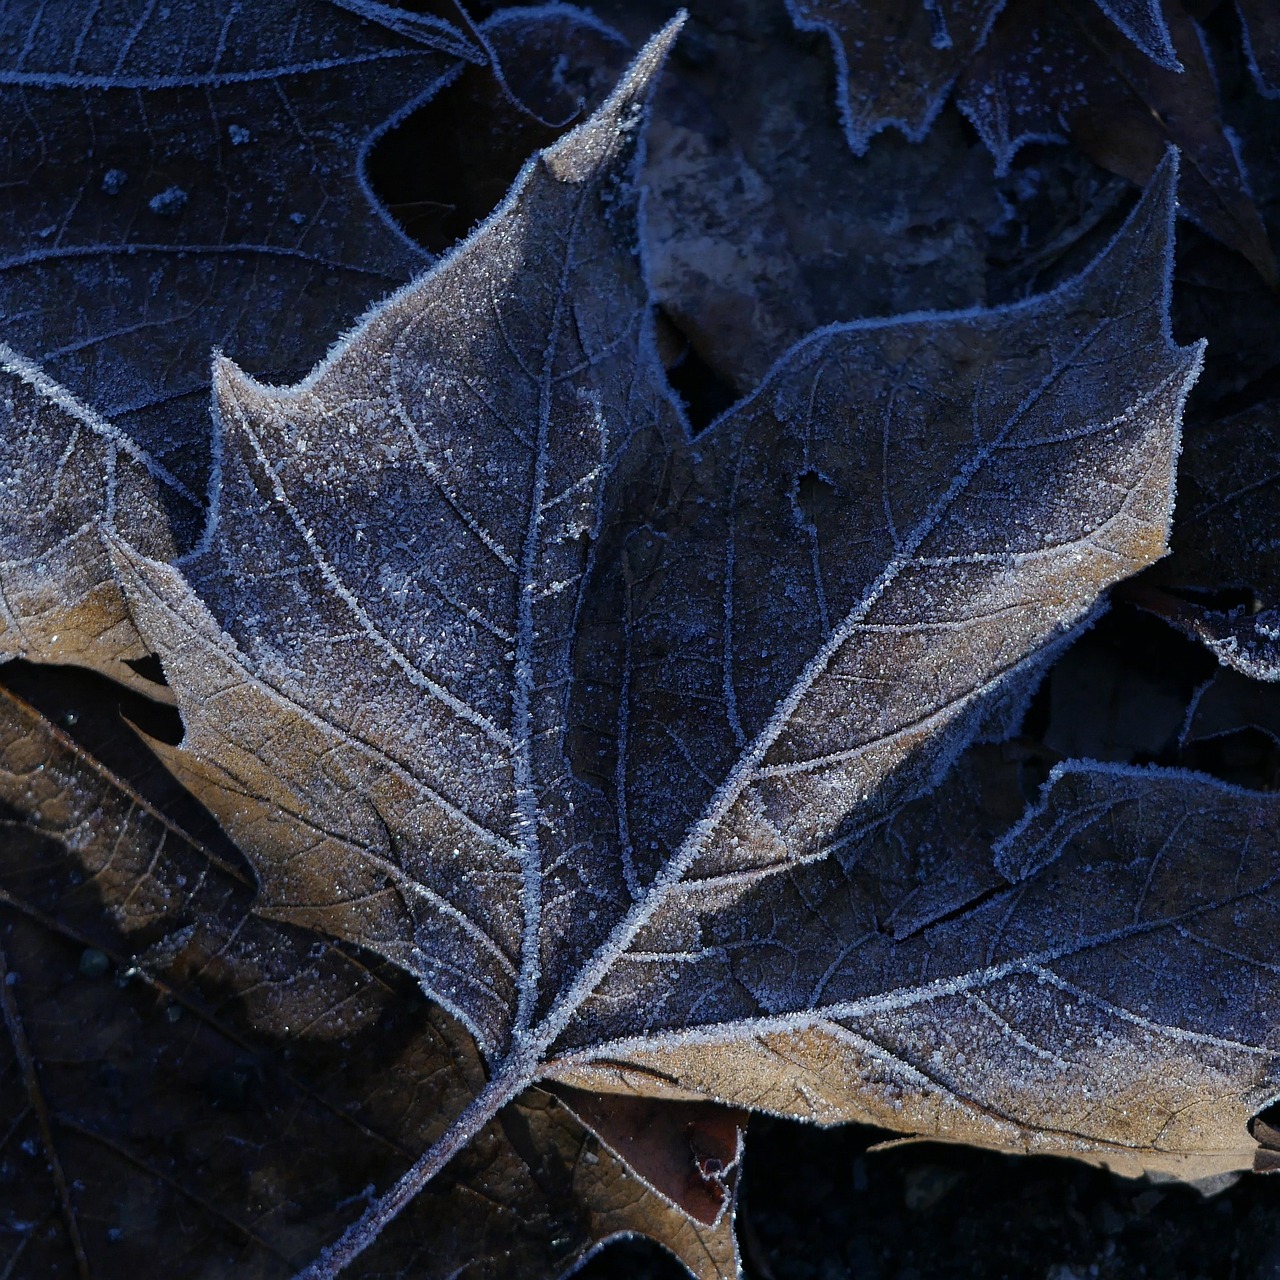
[
  {"left": 782, "top": 0, "right": 1007, "bottom": 152},
  {"left": 788, "top": 0, "right": 1275, "bottom": 278},
  {"left": 1125, "top": 584, "right": 1280, "bottom": 680},
  {"left": 1239, "top": 0, "right": 1280, "bottom": 96},
  {"left": 13, "top": 5, "right": 1280, "bottom": 1277},
  {"left": 1183, "top": 668, "right": 1280, "bottom": 748},
  {"left": 52, "top": 12, "right": 1234, "bottom": 1266},
  {"left": 1159, "top": 396, "right": 1280, "bottom": 593},
  {"left": 0, "top": 348, "right": 194, "bottom": 694},
  {"left": 786, "top": 0, "right": 1179, "bottom": 155},
  {"left": 634, "top": 751, "right": 1280, "bottom": 1191},
  {"left": 955, "top": 0, "right": 1276, "bottom": 281},
  {"left": 0, "top": 680, "right": 739, "bottom": 1278},
  {"left": 0, "top": 0, "right": 473, "bottom": 495}
]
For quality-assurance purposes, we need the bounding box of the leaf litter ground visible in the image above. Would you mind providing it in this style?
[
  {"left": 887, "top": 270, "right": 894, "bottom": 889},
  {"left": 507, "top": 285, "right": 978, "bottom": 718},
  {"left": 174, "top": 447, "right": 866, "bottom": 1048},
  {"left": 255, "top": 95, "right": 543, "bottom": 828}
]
[{"left": 4, "top": 2, "right": 1280, "bottom": 1279}]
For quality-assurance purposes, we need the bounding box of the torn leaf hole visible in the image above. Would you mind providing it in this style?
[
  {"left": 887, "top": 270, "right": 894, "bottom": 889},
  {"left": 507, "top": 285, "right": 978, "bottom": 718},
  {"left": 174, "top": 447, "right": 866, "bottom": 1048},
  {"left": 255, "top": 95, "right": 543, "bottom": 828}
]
[{"left": 791, "top": 468, "right": 840, "bottom": 531}]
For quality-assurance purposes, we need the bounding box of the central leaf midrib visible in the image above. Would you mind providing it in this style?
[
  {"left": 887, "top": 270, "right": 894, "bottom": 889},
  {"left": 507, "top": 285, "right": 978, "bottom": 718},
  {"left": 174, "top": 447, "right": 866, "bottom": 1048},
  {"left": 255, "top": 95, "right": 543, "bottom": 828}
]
[{"left": 511, "top": 171, "right": 598, "bottom": 1039}]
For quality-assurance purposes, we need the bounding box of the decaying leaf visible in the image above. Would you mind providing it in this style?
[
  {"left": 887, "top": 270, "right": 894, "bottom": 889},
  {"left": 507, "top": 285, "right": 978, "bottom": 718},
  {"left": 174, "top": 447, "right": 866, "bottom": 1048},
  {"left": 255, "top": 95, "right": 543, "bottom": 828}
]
[
  {"left": 0, "top": 349, "right": 194, "bottom": 694},
  {"left": 1160, "top": 396, "right": 1280, "bottom": 593},
  {"left": 785, "top": 0, "right": 1180, "bottom": 154},
  {"left": 0, "top": 682, "right": 740, "bottom": 1278},
  {"left": 1126, "top": 584, "right": 1280, "bottom": 680},
  {"left": 1239, "top": 0, "right": 1280, "bottom": 96},
  {"left": 790, "top": 0, "right": 1275, "bottom": 279},
  {"left": 33, "top": 10, "right": 1243, "bottom": 1265},
  {"left": 955, "top": 0, "right": 1276, "bottom": 281},
  {"left": 0, "top": 0, "right": 473, "bottom": 495}
]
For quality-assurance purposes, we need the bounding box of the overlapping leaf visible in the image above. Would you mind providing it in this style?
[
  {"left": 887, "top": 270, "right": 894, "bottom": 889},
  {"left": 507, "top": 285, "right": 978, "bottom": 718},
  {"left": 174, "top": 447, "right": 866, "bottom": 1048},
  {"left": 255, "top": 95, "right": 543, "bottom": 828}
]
[
  {"left": 1137, "top": 396, "right": 1280, "bottom": 673},
  {"left": 0, "top": 0, "right": 473, "bottom": 499},
  {"left": 0, "top": 0, "right": 484, "bottom": 703},
  {"left": 786, "top": 0, "right": 1178, "bottom": 152},
  {"left": 955, "top": 0, "right": 1275, "bottom": 281},
  {"left": 0, "top": 348, "right": 194, "bottom": 693},
  {"left": 65, "top": 12, "right": 1254, "bottom": 1264},
  {"left": 0, "top": 682, "right": 739, "bottom": 1279},
  {"left": 790, "top": 0, "right": 1275, "bottom": 279}
]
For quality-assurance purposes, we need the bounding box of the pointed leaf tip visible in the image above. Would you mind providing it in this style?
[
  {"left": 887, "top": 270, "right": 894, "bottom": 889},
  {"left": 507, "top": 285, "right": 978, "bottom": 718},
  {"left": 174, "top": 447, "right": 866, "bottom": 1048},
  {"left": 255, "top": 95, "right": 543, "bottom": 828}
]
[
  {"left": 1128, "top": 143, "right": 1179, "bottom": 246},
  {"left": 543, "top": 14, "right": 685, "bottom": 182},
  {"left": 211, "top": 351, "right": 265, "bottom": 408},
  {"left": 1092, "top": 0, "right": 1181, "bottom": 70},
  {"left": 609, "top": 11, "right": 686, "bottom": 108},
  {"left": 210, "top": 352, "right": 278, "bottom": 464},
  {"left": 1073, "top": 143, "right": 1183, "bottom": 322},
  {"left": 1151, "top": 143, "right": 1180, "bottom": 207}
]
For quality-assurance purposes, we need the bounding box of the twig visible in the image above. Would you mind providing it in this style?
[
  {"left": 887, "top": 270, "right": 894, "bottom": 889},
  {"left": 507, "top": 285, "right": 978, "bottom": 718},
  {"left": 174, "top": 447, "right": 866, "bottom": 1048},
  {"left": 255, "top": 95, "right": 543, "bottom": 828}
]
[{"left": 0, "top": 939, "right": 91, "bottom": 1280}]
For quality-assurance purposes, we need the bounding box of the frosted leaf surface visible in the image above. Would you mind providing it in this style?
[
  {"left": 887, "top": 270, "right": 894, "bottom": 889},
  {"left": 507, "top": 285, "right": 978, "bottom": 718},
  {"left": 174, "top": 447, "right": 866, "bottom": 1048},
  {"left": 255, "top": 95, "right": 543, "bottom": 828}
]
[
  {"left": 1089, "top": 0, "right": 1179, "bottom": 65},
  {"left": 788, "top": 0, "right": 1273, "bottom": 278},
  {"left": 0, "top": 0, "right": 470, "bottom": 496},
  {"left": 114, "top": 28, "right": 687, "bottom": 1057},
  {"left": 104, "top": 18, "right": 1234, "bottom": 1206},
  {"left": 0, "top": 345, "right": 196, "bottom": 692},
  {"left": 783, "top": 0, "right": 1005, "bottom": 153},
  {"left": 953, "top": 0, "right": 1275, "bottom": 280},
  {"left": 786, "top": 0, "right": 1177, "bottom": 157},
  {"left": 1143, "top": 597, "right": 1280, "bottom": 682},
  {"left": 559, "top": 761, "right": 1280, "bottom": 1182},
  {"left": 558, "top": 149, "right": 1196, "bottom": 1048}
]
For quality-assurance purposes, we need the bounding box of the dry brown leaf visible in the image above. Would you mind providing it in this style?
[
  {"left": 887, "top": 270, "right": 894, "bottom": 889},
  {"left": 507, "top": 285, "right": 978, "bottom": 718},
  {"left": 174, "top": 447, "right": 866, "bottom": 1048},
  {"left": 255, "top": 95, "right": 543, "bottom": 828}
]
[
  {"left": 0, "top": 352, "right": 194, "bottom": 695},
  {"left": 0, "top": 682, "right": 739, "bottom": 1278},
  {"left": 52, "top": 22, "right": 1241, "bottom": 1270}
]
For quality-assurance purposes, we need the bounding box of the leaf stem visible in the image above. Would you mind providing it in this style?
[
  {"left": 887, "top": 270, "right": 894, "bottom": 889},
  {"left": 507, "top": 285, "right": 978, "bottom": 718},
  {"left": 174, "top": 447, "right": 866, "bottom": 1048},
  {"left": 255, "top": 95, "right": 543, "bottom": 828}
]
[{"left": 292, "top": 1059, "right": 536, "bottom": 1280}]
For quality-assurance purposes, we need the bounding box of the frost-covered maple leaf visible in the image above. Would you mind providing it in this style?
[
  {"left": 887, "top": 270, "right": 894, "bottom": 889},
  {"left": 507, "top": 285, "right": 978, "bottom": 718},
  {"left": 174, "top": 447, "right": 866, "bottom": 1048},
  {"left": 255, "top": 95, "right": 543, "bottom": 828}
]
[{"left": 8, "top": 12, "right": 1280, "bottom": 1280}]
